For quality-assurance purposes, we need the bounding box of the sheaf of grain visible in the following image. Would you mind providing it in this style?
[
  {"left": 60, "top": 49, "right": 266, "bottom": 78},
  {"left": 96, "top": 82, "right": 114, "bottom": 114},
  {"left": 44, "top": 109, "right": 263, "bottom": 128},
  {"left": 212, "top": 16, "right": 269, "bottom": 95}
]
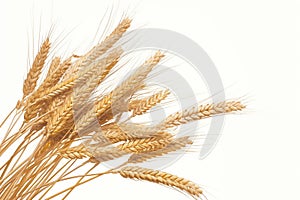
[{"left": 0, "top": 15, "right": 248, "bottom": 200}]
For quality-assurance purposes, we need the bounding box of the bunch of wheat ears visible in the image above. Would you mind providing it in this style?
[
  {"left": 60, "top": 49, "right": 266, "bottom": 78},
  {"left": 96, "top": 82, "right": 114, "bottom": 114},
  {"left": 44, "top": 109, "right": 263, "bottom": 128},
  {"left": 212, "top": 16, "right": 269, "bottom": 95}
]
[{"left": 0, "top": 17, "right": 245, "bottom": 199}]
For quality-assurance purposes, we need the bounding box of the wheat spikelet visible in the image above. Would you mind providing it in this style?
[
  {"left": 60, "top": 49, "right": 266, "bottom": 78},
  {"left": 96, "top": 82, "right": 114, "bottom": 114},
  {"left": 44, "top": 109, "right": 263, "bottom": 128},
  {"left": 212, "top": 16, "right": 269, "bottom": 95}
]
[
  {"left": 115, "top": 166, "right": 202, "bottom": 198},
  {"left": 46, "top": 57, "right": 61, "bottom": 78},
  {"left": 128, "top": 136, "right": 193, "bottom": 164},
  {"left": 23, "top": 38, "right": 51, "bottom": 97},
  {"left": 23, "top": 105, "right": 40, "bottom": 122},
  {"left": 59, "top": 145, "right": 93, "bottom": 159},
  {"left": 118, "top": 123, "right": 159, "bottom": 138},
  {"left": 92, "top": 123, "right": 165, "bottom": 145},
  {"left": 92, "top": 126, "right": 128, "bottom": 145},
  {"left": 39, "top": 77, "right": 75, "bottom": 102},
  {"left": 95, "top": 93, "right": 112, "bottom": 116},
  {"left": 40, "top": 92, "right": 69, "bottom": 125},
  {"left": 92, "top": 123, "right": 128, "bottom": 144},
  {"left": 161, "top": 101, "right": 245, "bottom": 130},
  {"left": 95, "top": 83, "right": 147, "bottom": 123},
  {"left": 129, "top": 89, "right": 170, "bottom": 117},
  {"left": 91, "top": 146, "right": 127, "bottom": 162},
  {"left": 118, "top": 135, "right": 173, "bottom": 153},
  {"left": 46, "top": 97, "right": 73, "bottom": 135}
]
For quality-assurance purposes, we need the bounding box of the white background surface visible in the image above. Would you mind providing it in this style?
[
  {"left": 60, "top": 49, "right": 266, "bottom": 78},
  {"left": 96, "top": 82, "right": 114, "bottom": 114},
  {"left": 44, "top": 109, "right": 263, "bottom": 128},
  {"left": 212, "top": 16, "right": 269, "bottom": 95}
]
[{"left": 0, "top": 0, "right": 299, "bottom": 199}]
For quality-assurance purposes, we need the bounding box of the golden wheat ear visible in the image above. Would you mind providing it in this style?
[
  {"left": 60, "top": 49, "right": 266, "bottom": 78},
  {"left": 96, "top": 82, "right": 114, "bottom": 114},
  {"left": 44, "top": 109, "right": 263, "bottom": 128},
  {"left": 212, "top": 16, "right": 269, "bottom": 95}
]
[
  {"left": 129, "top": 89, "right": 171, "bottom": 117},
  {"left": 113, "top": 166, "right": 203, "bottom": 198},
  {"left": 128, "top": 136, "right": 193, "bottom": 164},
  {"left": 23, "top": 38, "right": 51, "bottom": 98},
  {"left": 160, "top": 101, "right": 245, "bottom": 130}
]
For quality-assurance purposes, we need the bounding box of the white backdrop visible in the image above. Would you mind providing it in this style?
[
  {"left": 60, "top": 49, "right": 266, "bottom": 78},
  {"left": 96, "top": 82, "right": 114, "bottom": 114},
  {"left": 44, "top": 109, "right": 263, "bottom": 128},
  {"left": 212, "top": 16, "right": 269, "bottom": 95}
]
[{"left": 0, "top": 0, "right": 299, "bottom": 199}]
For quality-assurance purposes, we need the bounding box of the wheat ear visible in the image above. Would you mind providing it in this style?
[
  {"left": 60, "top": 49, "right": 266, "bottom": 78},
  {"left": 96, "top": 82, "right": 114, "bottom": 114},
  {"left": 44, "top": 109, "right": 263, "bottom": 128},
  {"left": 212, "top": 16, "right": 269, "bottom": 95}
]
[
  {"left": 92, "top": 123, "right": 129, "bottom": 144},
  {"left": 161, "top": 101, "right": 245, "bottom": 130},
  {"left": 129, "top": 89, "right": 170, "bottom": 117},
  {"left": 83, "top": 18, "right": 131, "bottom": 66},
  {"left": 128, "top": 136, "right": 193, "bottom": 164},
  {"left": 38, "top": 56, "right": 72, "bottom": 93},
  {"left": 92, "top": 146, "right": 128, "bottom": 162},
  {"left": 118, "top": 135, "right": 173, "bottom": 153},
  {"left": 23, "top": 38, "right": 51, "bottom": 97},
  {"left": 115, "top": 166, "right": 202, "bottom": 198},
  {"left": 45, "top": 57, "right": 61, "bottom": 78},
  {"left": 92, "top": 123, "right": 158, "bottom": 145},
  {"left": 59, "top": 145, "right": 93, "bottom": 159}
]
